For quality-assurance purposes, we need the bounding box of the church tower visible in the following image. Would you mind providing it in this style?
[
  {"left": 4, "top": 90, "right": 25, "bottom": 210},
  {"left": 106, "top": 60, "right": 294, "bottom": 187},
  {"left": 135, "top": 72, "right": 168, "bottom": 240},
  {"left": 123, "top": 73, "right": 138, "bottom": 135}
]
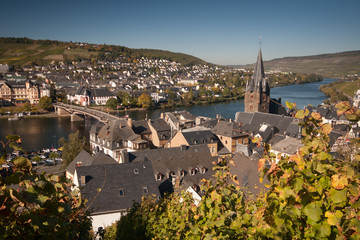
[{"left": 244, "top": 49, "right": 270, "bottom": 113}]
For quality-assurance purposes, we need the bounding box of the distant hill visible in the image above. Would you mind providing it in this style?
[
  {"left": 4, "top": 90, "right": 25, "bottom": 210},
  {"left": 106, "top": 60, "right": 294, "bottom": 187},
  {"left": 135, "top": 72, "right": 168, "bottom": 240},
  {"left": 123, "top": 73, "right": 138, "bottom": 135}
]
[
  {"left": 0, "top": 37, "right": 208, "bottom": 66},
  {"left": 242, "top": 51, "right": 360, "bottom": 76}
]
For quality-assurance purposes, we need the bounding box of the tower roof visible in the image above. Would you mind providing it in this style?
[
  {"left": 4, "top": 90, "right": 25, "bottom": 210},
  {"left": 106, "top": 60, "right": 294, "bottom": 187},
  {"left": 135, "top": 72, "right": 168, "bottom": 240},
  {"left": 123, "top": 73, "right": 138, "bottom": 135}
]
[{"left": 246, "top": 49, "right": 270, "bottom": 93}]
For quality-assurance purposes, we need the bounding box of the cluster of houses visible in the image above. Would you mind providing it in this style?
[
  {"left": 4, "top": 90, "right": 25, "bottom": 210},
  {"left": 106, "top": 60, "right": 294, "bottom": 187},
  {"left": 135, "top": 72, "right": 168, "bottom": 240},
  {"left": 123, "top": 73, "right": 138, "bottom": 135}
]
[
  {"left": 58, "top": 49, "right": 360, "bottom": 232},
  {"left": 66, "top": 100, "right": 359, "bottom": 231},
  {"left": 0, "top": 54, "right": 249, "bottom": 107}
]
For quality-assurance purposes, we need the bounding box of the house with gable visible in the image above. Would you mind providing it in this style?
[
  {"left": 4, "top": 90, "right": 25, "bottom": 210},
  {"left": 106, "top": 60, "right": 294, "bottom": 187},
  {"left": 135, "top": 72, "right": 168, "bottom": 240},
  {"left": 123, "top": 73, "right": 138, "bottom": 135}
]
[
  {"left": 89, "top": 119, "right": 149, "bottom": 162},
  {"left": 66, "top": 149, "right": 117, "bottom": 180},
  {"left": 169, "top": 128, "right": 220, "bottom": 156},
  {"left": 73, "top": 161, "right": 159, "bottom": 231},
  {"left": 121, "top": 144, "right": 215, "bottom": 197},
  {"left": 148, "top": 118, "right": 172, "bottom": 148},
  {"left": 211, "top": 120, "right": 249, "bottom": 154}
]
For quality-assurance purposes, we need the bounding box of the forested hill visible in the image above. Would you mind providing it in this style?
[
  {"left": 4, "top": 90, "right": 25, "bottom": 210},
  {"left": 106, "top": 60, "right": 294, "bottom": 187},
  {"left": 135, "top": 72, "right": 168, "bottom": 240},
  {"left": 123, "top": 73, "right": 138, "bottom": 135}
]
[
  {"left": 0, "top": 37, "right": 208, "bottom": 66},
  {"left": 242, "top": 51, "right": 360, "bottom": 76}
]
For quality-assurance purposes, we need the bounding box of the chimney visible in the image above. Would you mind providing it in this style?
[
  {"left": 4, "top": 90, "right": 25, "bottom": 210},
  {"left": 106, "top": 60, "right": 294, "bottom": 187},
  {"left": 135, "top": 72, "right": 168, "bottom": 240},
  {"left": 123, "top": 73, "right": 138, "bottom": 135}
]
[
  {"left": 160, "top": 112, "right": 164, "bottom": 119},
  {"left": 216, "top": 114, "right": 220, "bottom": 119},
  {"left": 127, "top": 117, "right": 133, "bottom": 127}
]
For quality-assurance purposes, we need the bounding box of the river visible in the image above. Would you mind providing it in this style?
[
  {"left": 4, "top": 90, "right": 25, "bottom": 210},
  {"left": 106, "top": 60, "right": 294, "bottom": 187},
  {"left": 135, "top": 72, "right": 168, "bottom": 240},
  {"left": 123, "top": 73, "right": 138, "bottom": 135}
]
[{"left": 0, "top": 78, "right": 336, "bottom": 151}]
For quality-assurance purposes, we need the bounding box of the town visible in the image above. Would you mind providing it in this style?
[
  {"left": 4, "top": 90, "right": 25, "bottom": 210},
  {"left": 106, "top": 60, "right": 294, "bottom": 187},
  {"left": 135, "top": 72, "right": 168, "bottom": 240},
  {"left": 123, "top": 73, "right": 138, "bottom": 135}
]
[{"left": 1, "top": 48, "right": 360, "bottom": 237}]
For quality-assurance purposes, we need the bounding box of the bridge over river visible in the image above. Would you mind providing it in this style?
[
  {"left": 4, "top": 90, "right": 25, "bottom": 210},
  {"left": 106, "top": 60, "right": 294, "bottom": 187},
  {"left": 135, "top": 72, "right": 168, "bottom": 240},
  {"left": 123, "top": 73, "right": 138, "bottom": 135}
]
[{"left": 54, "top": 103, "right": 120, "bottom": 123}]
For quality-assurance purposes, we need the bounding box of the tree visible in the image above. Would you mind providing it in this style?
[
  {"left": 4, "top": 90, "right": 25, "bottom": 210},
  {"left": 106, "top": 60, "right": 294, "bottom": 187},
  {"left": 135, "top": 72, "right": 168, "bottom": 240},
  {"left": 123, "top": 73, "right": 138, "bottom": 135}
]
[
  {"left": 137, "top": 93, "right": 152, "bottom": 109},
  {"left": 49, "top": 151, "right": 59, "bottom": 166},
  {"left": 0, "top": 135, "right": 92, "bottom": 239},
  {"left": 22, "top": 102, "right": 32, "bottom": 112},
  {"left": 50, "top": 84, "right": 57, "bottom": 102},
  {"left": 117, "top": 91, "right": 131, "bottom": 107},
  {"left": 221, "top": 87, "right": 231, "bottom": 98},
  {"left": 39, "top": 96, "right": 52, "bottom": 111},
  {"left": 106, "top": 98, "right": 118, "bottom": 110},
  {"left": 58, "top": 131, "right": 90, "bottom": 167}
]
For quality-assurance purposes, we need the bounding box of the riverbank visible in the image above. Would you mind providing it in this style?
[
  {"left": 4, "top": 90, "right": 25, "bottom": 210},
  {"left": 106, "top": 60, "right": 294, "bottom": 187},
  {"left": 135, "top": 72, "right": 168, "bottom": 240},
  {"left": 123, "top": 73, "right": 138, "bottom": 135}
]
[{"left": 0, "top": 112, "right": 59, "bottom": 120}]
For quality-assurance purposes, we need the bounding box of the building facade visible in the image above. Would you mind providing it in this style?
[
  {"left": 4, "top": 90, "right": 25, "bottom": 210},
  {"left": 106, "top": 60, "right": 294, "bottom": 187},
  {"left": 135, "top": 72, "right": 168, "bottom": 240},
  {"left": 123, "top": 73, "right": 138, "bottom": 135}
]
[{"left": 0, "top": 80, "right": 42, "bottom": 104}]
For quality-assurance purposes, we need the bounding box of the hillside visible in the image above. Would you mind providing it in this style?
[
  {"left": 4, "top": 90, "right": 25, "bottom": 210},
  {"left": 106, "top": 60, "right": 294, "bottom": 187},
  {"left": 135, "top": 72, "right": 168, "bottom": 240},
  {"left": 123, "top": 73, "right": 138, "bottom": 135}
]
[
  {"left": 243, "top": 51, "right": 360, "bottom": 76},
  {"left": 0, "top": 37, "right": 207, "bottom": 66}
]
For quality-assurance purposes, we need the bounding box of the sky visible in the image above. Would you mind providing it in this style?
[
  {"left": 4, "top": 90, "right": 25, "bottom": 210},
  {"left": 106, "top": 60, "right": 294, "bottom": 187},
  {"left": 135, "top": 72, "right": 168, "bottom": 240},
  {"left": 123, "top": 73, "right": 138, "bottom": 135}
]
[{"left": 1, "top": 0, "right": 359, "bottom": 65}]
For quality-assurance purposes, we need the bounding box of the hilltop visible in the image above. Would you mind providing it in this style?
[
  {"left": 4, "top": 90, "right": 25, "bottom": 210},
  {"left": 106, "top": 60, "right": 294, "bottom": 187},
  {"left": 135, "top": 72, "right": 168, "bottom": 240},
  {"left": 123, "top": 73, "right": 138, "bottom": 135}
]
[
  {"left": 0, "top": 37, "right": 208, "bottom": 66},
  {"left": 242, "top": 51, "right": 360, "bottom": 76}
]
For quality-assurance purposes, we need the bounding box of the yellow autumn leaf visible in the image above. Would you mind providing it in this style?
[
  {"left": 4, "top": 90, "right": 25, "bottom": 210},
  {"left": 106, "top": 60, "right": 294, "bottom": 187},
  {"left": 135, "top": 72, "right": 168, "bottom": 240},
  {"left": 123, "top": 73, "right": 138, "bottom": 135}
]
[
  {"left": 258, "top": 158, "right": 266, "bottom": 172},
  {"left": 311, "top": 112, "right": 322, "bottom": 120},
  {"left": 331, "top": 175, "right": 348, "bottom": 190},
  {"left": 321, "top": 123, "right": 332, "bottom": 135}
]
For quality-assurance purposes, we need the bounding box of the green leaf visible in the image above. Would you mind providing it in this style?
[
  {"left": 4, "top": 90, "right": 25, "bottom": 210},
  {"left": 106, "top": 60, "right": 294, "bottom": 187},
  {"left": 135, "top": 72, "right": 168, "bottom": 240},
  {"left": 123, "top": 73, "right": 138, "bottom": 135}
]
[
  {"left": 329, "top": 188, "right": 347, "bottom": 204},
  {"left": 304, "top": 202, "right": 322, "bottom": 223},
  {"left": 13, "top": 157, "right": 32, "bottom": 170},
  {"left": 314, "top": 222, "right": 331, "bottom": 237}
]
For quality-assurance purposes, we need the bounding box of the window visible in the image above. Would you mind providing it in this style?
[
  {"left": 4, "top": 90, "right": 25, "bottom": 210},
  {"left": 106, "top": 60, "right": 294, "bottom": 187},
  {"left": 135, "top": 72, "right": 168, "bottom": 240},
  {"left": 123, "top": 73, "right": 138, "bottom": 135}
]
[
  {"left": 119, "top": 188, "right": 125, "bottom": 196},
  {"left": 201, "top": 167, "right": 207, "bottom": 174},
  {"left": 191, "top": 168, "right": 196, "bottom": 175},
  {"left": 143, "top": 187, "right": 149, "bottom": 193},
  {"left": 169, "top": 171, "right": 175, "bottom": 178},
  {"left": 157, "top": 173, "right": 163, "bottom": 181},
  {"left": 134, "top": 168, "right": 139, "bottom": 174},
  {"left": 180, "top": 170, "right": 186, "bottom": 177}
]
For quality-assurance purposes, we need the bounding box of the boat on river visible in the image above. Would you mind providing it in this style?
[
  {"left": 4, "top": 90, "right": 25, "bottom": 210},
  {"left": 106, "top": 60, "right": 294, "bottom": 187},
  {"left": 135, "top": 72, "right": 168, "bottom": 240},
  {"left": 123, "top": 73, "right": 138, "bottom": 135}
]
[{"left": 8, "top": 113, "right": 23, "bottom": 121}]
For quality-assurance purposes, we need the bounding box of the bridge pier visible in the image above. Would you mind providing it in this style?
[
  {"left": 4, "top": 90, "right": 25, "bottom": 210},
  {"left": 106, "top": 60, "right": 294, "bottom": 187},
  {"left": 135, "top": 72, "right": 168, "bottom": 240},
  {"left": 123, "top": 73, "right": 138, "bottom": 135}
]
[
  {"left": 71, "top": 113, "right": 84, "bottom": 122},
  {"left": 56, "top": 107, "right": 71, "bottom": 116}
]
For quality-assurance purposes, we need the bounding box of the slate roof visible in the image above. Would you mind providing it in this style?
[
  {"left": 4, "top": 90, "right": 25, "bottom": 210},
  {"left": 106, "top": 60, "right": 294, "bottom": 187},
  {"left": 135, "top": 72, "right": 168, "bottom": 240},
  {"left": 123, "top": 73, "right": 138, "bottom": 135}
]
[
  {"left": 178, "top": 110, "right": 196, "bottom": 121},
  {"left": 66, "top": 150, "right": 92, "bottom": 176},
  {"left": 76, "top": 161, "right": 159, "bottom": 214},
  {"left": 234, "top": 112, "right": 254, "bottom": 125},
  {"left": 245, "top": 49, "right": 270, "bottom": 94},
  {"left": 181, "top": 130, "right": 218, "bottom": 145},
  {"left": 97, "top": 120, "right": 137, "bottom": 142},
  {"left": 268, "top": 133, "right": 286, "bottom": 146},
  {"left": 150, "top": 119, "right": 171, "bottom": 132},
  {"left": 229, "top": 153, "right": 270, "bottom": 196},
  {"left": 127, "top": 145, "right": 215, "bottom": 195},
  {"left": 90, "top": 88, "right": 114, "bottom": 98},
  {"left": 271, "top": 136, "right": 302, "bottom": 155},
  {"left": 92, "top": 151, "right": 118, "bottom": 165},
  {"left": 89, "top": 122, "right": 105, "bottom": 135},
  {"left": 198, "top": 118, "right": 221, "bottom": 129},
  {"left": 235, "top": 111, "right": 297, "bottom": 137},
  {"left": 212, "top": 121, "right": 248, "bottom": 138},
  {"left": 132, "top": 120, "right": 151, "bottom": 135}
]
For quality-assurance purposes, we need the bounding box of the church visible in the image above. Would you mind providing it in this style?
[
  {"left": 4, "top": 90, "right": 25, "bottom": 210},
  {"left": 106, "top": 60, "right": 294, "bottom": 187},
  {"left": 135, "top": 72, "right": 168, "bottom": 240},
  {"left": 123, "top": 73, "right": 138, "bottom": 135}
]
[{"left": 244, "top": 49, "right": 284, "bottom": 114}]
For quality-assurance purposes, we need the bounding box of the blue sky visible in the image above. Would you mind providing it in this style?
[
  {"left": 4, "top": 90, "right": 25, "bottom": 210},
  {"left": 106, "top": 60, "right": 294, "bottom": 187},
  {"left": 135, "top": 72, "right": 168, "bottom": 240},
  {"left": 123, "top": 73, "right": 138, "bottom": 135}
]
[{"left": 1, "top": 0, "right": 359, "bottom": 65}]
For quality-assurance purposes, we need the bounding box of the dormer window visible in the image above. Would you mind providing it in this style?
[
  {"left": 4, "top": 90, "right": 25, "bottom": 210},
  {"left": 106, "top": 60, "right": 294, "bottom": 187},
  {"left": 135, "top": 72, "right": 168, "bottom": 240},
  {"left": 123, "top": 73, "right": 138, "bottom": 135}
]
[
  {"left": 169, "top": 171, "right": 175, "bottom": 178},
  {"left": 157, "top": 173, "right": 163, "bottom": 181},
  {"left": 119, "top": 188, "right": 125, "bottom": 196},
  {"left": 143, "top": 187, "right": 149, "bottom": 193},
  {"left": 201, "top": 167, "right": 207, "bottom": 174},
  {"left": 190, "top": 168, "right": 196, "bottom": 175},
  {"left": 192, "top": 184, "right": 199, "bottom": 192},
  {"left": 134, "top": 168, "right": 139, "bottom": 174},
  {"left": 180, "top": 170, "right": 186, "bottom": 177},
  {"left": 194, "top": 140, "right": 198, "bottom": 144}
]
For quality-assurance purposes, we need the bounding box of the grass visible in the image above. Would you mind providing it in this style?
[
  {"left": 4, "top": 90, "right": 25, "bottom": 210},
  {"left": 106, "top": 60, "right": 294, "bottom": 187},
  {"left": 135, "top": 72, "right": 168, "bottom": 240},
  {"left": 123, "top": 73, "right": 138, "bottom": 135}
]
[{"left": 337, "top": 79, "right": 360, "bottom": 97}]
